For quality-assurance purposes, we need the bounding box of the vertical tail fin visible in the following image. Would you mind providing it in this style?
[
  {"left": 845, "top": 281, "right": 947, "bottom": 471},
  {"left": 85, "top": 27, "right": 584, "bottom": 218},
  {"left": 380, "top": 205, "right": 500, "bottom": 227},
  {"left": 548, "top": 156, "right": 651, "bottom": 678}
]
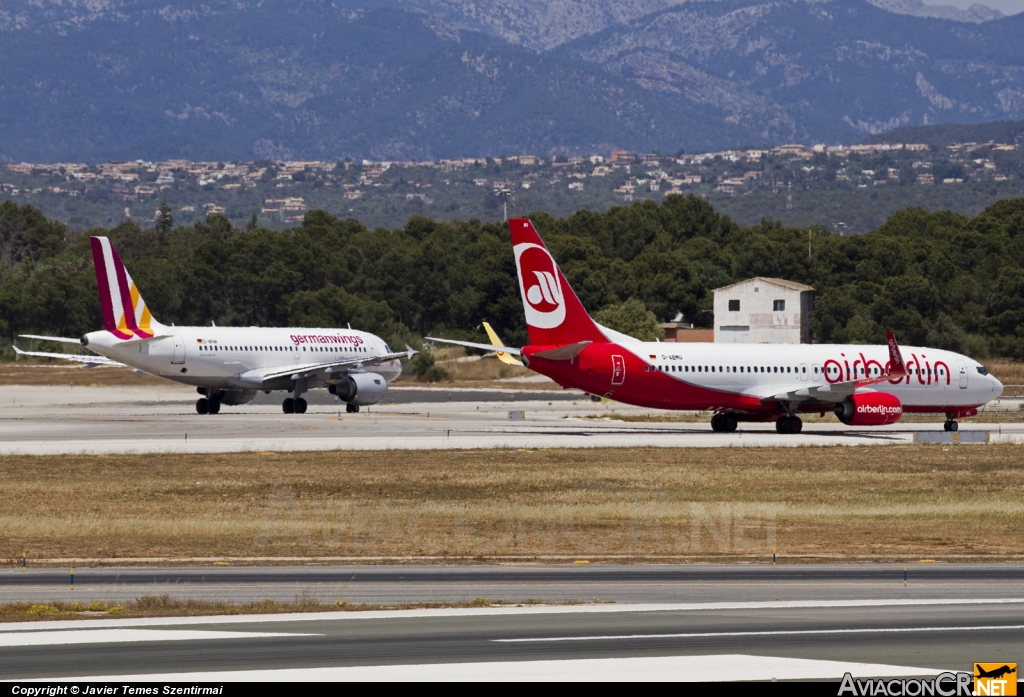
[
  {"left": 90, "top": 237, "right": 159, "bottom": 339},
  {"left": 509, "top": 218, "right": 606, "bottom": 346}
]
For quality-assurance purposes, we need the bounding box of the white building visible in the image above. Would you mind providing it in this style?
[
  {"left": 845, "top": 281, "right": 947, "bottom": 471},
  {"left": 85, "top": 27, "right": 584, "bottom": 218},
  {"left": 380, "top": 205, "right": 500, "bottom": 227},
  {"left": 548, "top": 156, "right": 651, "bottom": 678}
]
[{"left": 713, "top": 277, "right": 815, "bottom": 344}]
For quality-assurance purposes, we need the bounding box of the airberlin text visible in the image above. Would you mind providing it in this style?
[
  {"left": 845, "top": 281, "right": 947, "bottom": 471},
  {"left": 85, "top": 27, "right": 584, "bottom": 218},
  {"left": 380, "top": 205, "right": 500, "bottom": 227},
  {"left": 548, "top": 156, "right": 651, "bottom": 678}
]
[
  {"left": 838, "top": 671, "right": 972, "bottom": 696},
  {"left": 824, "top": 352, "right": 950, "bottom": 387},
  {"left": 290, "top": 334, "right": 364, "bottom": 347}
]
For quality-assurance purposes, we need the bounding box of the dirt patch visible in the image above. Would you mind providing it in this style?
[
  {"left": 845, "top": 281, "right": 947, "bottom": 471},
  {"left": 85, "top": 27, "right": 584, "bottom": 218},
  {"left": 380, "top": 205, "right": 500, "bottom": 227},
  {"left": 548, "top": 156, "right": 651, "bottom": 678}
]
[
  {"left": 2, "top": 446, "right": 1021, "bottom": 562},
  {"left": 0, "top": 596, "right": 563, "bottom": 623}
]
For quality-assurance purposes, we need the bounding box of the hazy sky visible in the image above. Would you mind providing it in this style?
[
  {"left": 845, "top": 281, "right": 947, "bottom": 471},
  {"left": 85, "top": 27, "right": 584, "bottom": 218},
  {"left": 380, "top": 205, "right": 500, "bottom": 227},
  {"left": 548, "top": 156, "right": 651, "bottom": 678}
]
[{"left": 921, "top": 0, "right": 1024, "bottom": 13}]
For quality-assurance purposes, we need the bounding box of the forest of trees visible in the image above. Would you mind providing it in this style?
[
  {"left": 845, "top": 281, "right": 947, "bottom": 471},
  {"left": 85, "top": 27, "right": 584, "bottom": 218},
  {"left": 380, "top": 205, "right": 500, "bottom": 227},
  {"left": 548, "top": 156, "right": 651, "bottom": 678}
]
[{"left": 2, "top": 194, "right": 1024, "bottom": 359}]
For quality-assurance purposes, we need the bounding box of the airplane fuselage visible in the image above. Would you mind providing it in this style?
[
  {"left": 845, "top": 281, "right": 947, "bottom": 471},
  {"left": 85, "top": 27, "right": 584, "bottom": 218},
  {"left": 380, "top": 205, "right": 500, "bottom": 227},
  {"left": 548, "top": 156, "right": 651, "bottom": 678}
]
[
  {"left": 524, "top": 340, "right": 1002, "bottom": 416},
  {"left": 83, "top": 326, "right": 402, "bottom": 391}
]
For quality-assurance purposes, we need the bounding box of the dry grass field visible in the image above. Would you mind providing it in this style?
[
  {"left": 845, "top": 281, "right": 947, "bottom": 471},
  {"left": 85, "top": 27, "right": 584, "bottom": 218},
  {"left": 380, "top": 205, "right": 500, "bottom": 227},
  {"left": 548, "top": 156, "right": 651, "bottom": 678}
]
[{"left": 1, "top": 446, "right": 1021, "bottom": 564}]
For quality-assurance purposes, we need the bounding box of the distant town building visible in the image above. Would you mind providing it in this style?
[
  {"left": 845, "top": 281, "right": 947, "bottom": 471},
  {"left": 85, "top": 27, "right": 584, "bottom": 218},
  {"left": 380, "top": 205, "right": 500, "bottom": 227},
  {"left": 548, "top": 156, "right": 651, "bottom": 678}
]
[
  {"left": 659, "top": 322, "right": 714, "bottom": 343},
  {"left": 713, "top": 277, "right": 815, "bottom": 344}
]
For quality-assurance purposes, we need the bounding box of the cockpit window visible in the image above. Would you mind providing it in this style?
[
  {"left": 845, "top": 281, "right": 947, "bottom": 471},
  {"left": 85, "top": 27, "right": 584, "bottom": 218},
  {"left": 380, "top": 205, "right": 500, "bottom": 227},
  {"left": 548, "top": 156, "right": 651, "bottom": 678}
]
[{"left": 977, "top": 366, "right": 989, "bottom": 376}]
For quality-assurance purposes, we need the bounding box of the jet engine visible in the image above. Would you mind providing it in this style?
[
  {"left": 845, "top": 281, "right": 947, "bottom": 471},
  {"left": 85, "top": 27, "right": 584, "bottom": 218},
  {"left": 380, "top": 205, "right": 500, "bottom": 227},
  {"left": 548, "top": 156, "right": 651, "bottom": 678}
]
[
  {"left": 834, "top": 391, "right": 902, "bottom": 426},
  {"left": 329, "top": 373, "right": 387, "bottom": 406}
]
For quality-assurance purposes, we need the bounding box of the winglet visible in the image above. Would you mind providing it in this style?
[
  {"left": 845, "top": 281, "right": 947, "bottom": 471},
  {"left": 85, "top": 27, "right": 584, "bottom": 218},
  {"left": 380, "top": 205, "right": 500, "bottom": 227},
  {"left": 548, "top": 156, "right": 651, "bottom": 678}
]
[
  {"left": 405, "top": 344, "right": 417, "bottom": 360},
  {"left": 886, "top": 330, "right": 908, "bottom": 378}
]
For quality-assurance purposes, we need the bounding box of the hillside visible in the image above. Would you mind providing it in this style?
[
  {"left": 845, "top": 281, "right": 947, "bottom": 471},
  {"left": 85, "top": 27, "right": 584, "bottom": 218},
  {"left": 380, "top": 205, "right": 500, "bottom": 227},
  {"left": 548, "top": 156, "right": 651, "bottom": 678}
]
[{"left": 1, "top": 0, "right": 1023, "bottom": 161}]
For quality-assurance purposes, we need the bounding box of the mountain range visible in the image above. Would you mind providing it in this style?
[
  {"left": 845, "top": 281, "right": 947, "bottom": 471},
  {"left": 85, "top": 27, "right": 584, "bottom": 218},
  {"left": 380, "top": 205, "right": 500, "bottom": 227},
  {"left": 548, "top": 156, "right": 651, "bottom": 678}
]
[{"left": 1, "top": 0, "right": 1023, "bottom": 162}]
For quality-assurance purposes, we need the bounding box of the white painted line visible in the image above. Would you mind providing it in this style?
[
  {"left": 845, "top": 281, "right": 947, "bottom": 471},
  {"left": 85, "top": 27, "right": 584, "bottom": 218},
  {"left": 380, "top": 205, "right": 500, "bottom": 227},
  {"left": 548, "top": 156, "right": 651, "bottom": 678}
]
[
  {"left": 0, "top": 629, "right": 316, "bottom": 647},
  {"left": 495, "top": 624, "right": 1024, "bottom": 642},
  {"left": 38, "top": 654, "right": 942, "bottom": 682},
  {"left": 1, "top": 598, "right": 1022, "bottom": 632}
]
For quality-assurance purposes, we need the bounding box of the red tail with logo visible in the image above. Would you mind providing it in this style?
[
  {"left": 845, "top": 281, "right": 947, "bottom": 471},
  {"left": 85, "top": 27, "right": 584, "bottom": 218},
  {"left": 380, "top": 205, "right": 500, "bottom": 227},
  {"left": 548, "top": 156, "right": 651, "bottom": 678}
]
[{"left": 509, "top": 218, "right": 606, "bottom": 347}]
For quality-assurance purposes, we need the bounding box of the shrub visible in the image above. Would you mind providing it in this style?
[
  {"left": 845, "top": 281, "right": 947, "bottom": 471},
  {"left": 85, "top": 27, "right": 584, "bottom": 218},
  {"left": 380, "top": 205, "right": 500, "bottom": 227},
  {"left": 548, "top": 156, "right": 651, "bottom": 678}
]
[{"left": 27, "top": 604, "right": 58, "bottom": 616}]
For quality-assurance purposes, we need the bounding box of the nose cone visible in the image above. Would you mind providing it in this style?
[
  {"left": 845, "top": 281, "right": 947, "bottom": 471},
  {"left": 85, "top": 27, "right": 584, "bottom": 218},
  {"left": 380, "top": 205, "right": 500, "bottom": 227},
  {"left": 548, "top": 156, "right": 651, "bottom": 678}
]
[{"left": 992, "top": 375, "right": 1004, "bottom": 397}]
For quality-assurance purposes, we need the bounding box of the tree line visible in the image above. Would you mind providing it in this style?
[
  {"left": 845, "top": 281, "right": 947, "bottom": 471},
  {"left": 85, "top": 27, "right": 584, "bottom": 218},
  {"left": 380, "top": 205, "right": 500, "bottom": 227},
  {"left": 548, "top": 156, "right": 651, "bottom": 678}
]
[{"left": 2, "top": 194, "right": 1024, "bottom": 359}]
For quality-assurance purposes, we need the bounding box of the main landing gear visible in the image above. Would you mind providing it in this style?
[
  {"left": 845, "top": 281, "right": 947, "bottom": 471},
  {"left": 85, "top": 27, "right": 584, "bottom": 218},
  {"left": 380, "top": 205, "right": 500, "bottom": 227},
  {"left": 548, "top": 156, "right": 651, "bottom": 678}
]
[
  {"left": 346, "top": 403, "right": 360, "bottom": 413},
  {"left": 710, "top": 412, "right": 738, "bottom": 432},
  {"left": 196, "top": 389, "right": 221, "bottom": 415},
  {"left": 943, "top": 412, "right": 959, "bottom": 432},
  {"left": 776, "top": 415, "right": 803, "bottom": 434},
  {"left": 282, "top": 397, "right": 307, "bottom": 414}
]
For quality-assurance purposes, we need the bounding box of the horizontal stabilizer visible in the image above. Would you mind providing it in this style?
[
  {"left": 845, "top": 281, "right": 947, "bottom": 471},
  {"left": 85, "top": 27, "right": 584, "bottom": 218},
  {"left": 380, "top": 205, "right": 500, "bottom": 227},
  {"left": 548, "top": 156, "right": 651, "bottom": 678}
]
[
  {"left": 531, "top": 341, "right": 592, "bottom": 361},
  {"left": 19, "top": 334, "right": 83, "bottom": 345},
  {"left": 12, "top": 346, "right": 124, "bottom": 367}
]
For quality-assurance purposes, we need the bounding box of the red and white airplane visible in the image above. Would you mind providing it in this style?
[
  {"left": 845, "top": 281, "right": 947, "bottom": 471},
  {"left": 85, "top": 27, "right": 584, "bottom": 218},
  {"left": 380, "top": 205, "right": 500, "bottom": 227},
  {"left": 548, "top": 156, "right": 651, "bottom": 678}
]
[
  {"left": 15, "top": 237, "right": 411, "bottom": 415},
  {"left": 430, "top": 218, "right": 1003, "bottom": 433}
]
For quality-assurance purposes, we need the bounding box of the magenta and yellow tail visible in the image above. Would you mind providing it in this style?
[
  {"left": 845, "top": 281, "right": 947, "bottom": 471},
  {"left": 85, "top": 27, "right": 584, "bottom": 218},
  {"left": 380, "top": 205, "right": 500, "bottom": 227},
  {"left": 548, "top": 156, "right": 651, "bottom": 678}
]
[{"left": 90, "top": 237, "right": 161, "bottom": 339}]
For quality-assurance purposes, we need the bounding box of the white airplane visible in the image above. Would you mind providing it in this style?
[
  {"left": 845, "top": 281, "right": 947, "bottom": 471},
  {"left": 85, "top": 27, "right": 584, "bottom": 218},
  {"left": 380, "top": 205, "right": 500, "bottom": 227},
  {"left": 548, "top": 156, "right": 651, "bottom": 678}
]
[
  {"left": 15, "top": 236, "right": 411, "bottom": 414},
  {"left": 430, "top": 218, "right": 1003, "bottom": 433}
]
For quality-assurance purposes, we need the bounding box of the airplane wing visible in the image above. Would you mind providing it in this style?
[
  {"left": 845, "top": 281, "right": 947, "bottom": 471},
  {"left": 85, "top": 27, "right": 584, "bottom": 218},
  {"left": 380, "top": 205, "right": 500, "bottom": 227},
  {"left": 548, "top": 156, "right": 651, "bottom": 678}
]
[
  {"left": 19, "top": 334, "right": 84, "bottom": 345},
  {"left": 12, "top": 345, "right": 124, "bottom": 367},
  {"left": 753, "top": 330, "right": 909, "bottom": 405},
  {"left": 482, "top": 322, "right": 524, "bottom": 366},
  {"left": 426, "top": 336, "right": 522, "bottom": 356},
  {"left": 245, "top": 346, "right": 416, "bottom": 383}
]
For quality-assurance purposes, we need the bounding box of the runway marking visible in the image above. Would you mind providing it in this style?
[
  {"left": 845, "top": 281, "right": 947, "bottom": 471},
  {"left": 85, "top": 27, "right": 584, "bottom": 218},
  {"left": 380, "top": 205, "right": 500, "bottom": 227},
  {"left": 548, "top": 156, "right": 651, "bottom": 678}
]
[
  {"left": 495, "top": 624, "right": 1024, "bottom": 642},
  {"left": 35, "top": 654, "right": 941, "bottom": 682},
  {"left": 1, "top": 598, "right": 1023, "bottom": 632},
  {"left": 0, "top": 628, "right": 318, "bottom": 647}
]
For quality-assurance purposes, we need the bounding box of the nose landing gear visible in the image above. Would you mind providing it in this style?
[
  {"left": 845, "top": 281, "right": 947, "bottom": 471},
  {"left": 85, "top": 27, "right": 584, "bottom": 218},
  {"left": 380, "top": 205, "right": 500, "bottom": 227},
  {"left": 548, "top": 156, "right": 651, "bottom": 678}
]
[{"left": 943, "top": 411, "right": 959, "bottom": 431}]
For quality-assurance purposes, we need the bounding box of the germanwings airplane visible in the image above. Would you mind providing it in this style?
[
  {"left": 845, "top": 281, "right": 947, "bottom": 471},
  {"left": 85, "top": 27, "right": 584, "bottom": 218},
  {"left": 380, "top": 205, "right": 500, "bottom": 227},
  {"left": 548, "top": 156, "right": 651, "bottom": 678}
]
[
  {"left": 430, "top": 218, "right": 1002, "bottom": 433},
  {"left": 15, "top": 237, "right": 411, "bottom": 414}
]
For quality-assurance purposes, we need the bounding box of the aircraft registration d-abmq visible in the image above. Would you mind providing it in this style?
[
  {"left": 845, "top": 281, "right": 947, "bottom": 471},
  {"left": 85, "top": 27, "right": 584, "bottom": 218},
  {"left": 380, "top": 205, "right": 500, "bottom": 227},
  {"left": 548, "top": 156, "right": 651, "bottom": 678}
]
[
  {"left": 16, "top": 237, "right": 412, "bottom": 414},
  {"left": 429, "top": 218, "right": 1003, "bottom": 434}
]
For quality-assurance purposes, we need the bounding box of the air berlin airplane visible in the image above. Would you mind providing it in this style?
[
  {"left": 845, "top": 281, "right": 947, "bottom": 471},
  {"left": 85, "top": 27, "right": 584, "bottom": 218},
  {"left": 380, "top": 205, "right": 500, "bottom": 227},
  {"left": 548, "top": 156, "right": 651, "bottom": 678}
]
[
  {"left": 430, "top": 218, "right": 1003, "bottom": 433},
  {"left": 16, "top": 237, "right": 411, "bottom": 415}
]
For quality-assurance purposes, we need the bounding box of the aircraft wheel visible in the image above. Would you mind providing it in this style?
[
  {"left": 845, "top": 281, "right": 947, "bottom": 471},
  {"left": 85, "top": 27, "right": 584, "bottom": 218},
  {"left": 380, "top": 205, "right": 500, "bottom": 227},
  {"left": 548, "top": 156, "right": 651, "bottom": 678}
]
[
  {"left": 294, "top": 398, "right": 307, "bottom": 414},
  {"left": 208, "top": 400, "right": 221, "bottom": 415},
  {"left": 789, "top": 416, "right": 803, "bottom": 433},
  {"left": 710, "top": 414, "right": 722, "bottom": 432},
  {"left": 346, "top": 403, "right": 359, "bottom": 414},
  {"left": 776, "top": 416, "right": 790, "bottom": 434},
  {"left": 722, "top": 413, "right": 738, "bottom": 433},
  {"left": 196, "top": 398, "right": 209, "bottom": 415},
  {"left": 943, "top": 421, "right": 951, "bottom": 431},
  {"left": 283, "top": 398, "right": 294, "bottom": 414},
  {"left": 947, "top": 420, "right": 958, "bottom": 432}
]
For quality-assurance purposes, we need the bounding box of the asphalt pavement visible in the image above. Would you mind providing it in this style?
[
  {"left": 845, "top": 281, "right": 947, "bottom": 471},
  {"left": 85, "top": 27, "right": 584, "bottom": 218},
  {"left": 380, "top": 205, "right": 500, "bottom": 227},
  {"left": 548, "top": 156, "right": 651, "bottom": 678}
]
[{"left": 2, "top": 600, "right": 1022, "bottom": 680}]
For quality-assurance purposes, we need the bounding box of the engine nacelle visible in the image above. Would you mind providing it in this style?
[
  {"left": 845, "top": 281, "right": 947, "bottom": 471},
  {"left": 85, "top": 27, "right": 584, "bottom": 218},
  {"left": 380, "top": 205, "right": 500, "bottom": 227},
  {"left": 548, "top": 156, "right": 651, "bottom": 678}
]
[
  {"left": 834, "top": 391, "right": 903, "bottom": 426},
  {"left": 329, "top": 373, "right": 387, "bottom": 406}
]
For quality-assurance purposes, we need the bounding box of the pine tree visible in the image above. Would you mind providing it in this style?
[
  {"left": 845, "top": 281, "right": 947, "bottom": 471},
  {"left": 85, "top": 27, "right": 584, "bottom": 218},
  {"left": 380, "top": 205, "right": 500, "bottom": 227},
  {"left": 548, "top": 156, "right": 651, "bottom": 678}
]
[
  {"left": 155, "top": 201, "right": 173, "bottom": 234},
  {"left": 246, "top": 213, "right": 259, "bottom": 231}
]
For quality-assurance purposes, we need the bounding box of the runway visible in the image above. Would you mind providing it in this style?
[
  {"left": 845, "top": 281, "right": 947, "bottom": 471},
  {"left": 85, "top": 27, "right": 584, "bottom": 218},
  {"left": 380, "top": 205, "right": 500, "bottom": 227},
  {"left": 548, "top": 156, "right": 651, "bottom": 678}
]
[
  {"left": 4, "top": 563, "right": 1024, "bottom": 605},
  {"left": 2, "top": 599, "right": 1022, "bottom": 680},
  {"left": 1, "top": 385, "right": 1019, "bottom": 454}
]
